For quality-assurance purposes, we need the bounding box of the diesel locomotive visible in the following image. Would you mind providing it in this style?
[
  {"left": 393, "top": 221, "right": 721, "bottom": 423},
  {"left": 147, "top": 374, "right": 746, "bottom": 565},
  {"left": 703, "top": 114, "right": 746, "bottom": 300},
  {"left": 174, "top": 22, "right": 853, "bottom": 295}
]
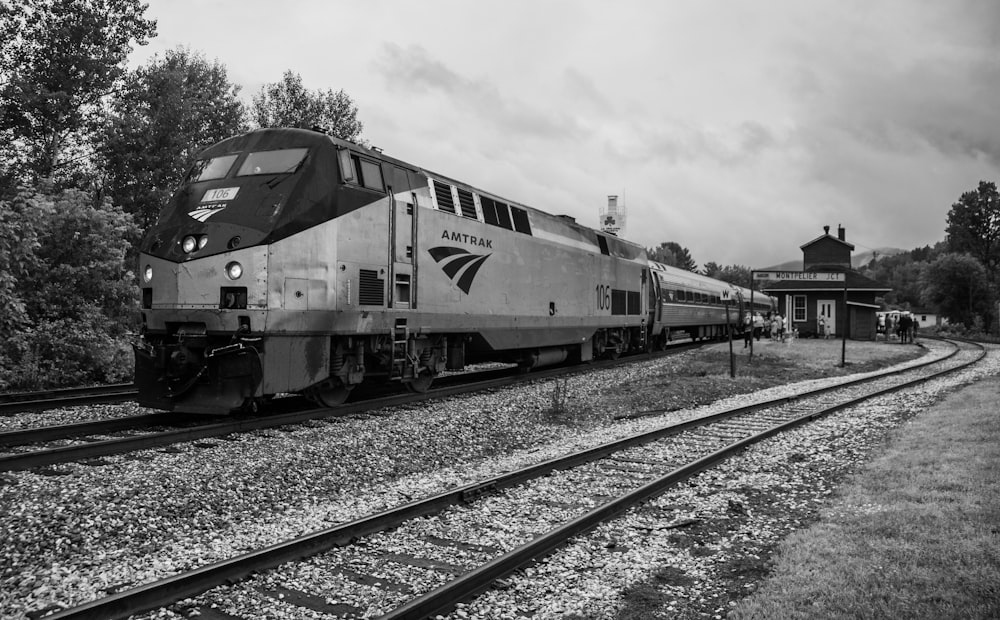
[{"left": 134, "top": 128, "right": 774, "bottom": 414}]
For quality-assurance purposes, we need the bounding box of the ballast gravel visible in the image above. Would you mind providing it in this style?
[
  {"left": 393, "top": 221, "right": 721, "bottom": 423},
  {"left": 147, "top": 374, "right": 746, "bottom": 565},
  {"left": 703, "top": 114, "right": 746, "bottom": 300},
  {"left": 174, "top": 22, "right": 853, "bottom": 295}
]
[{"left": 0, "top": 339, "right": 992, "bottom": 619}]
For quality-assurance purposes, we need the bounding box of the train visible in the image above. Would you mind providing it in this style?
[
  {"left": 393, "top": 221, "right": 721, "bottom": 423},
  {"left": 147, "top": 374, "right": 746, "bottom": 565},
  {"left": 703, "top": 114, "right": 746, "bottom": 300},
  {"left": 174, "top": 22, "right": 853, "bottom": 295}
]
[{"left": 133, "top": 128, "right": 776, "bottom": 414}]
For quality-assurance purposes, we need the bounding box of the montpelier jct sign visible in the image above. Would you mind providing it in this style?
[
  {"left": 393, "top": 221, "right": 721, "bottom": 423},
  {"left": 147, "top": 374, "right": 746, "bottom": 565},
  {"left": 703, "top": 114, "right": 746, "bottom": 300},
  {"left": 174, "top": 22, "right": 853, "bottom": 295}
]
[{"left": 753, "top": 271, "right": 845, "bottom": 282}]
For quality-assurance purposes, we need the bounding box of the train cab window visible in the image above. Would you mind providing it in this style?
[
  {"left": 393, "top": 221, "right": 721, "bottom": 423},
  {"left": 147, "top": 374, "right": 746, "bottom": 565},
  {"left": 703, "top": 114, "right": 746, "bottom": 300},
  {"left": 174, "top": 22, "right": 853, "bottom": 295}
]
[
  {"left": 186, "top": 154, "right": 238, "bottom": 183},
  {"left": 237, "top": 148, "right": 308, "bottom": 176},
  {"left": 456, "top": 188, "right": 477, "bottom": 219},
  {"left": 510, "top": 206, "right": 532, "bottom": 235},
  {"left": 338, "top": 149, "right": 356, "bottom": 183},
  {"left": 337, "top": 149, "right": 384, "bottom": 192},
  {"left": 597, "top": 235, "right": 610, "bottom": 255},
  {"left": 357, "top": 159, "right": 384, "bottom": 191}
]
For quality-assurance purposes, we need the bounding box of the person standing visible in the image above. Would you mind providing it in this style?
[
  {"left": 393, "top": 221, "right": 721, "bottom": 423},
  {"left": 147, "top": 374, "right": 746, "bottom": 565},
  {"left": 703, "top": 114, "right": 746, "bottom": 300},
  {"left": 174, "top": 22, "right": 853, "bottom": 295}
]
[
  {"left": 899, "top": 313, "right": 912, "bottom": 344},
  {"left": 818, "top": 314, "right": 827, "bottom": 339},
  {"left": 884, "top": 314, "right": 894, "bottom": 342}
]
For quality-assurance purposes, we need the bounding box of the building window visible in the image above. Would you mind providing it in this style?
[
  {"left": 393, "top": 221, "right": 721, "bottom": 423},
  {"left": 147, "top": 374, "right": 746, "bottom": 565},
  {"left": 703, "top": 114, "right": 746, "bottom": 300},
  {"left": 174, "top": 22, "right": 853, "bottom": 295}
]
[{"left": 793, "top": 295, "right": 806, "bottom": 322}]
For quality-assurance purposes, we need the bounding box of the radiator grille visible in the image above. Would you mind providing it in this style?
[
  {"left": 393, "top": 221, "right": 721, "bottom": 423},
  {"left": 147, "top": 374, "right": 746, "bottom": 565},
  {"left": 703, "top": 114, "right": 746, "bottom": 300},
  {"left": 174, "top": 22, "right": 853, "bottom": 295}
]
[
  {"left": 457, "top": 188, "right": 477, "bottom": 219},
  {"left": 359, "top": 269, "right": 384, "bottom": 306}
]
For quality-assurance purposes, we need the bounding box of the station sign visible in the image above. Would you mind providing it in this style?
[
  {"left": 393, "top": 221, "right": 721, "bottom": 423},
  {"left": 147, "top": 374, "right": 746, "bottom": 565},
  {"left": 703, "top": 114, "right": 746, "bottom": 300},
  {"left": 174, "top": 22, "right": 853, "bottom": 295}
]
[{"left": 753, "top": 271, "right": 845, "bottom": 282}]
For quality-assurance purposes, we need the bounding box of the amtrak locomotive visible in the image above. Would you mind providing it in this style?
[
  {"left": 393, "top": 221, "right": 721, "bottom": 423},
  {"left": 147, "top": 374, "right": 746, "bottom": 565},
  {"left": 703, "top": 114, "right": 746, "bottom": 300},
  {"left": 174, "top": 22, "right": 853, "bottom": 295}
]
[{"left": 134, "top": 128, "right": 774, "bottom": 413}]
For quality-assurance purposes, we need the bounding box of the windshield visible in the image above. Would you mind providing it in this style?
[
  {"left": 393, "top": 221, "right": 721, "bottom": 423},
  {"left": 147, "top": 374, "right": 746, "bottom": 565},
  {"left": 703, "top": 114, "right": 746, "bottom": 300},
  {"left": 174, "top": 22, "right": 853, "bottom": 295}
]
[
  {"left": 237, "top": 148, "right": 308, "bottom": 176},
  {"left": 185, "top": 154, "right": 238, "bottom": 183}
]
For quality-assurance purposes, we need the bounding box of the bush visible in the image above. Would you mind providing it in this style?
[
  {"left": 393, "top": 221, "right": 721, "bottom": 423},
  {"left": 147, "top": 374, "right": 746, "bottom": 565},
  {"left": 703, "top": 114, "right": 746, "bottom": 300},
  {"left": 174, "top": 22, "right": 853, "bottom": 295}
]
[{"left": 0, "top": 186, "right": 138, "bottom": 391}]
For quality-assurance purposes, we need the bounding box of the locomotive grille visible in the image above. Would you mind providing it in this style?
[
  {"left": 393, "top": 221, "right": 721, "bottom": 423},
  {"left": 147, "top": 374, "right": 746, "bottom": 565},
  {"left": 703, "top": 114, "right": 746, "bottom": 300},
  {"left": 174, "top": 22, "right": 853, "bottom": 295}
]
[
  {"left": 612, "top": 289, "right": 627, "bottom": 315},
  {"left": 611, "top": 289, "right": 642, "bottom": 315},
  {"left": 359, "top": 269, "right": 385, "bottom": 306},
  {"left": 457, "top": 188, "right": 477, "bottom": 219},
  {"left": 434, "top": 181, "right": 455, "bottom": 214}
]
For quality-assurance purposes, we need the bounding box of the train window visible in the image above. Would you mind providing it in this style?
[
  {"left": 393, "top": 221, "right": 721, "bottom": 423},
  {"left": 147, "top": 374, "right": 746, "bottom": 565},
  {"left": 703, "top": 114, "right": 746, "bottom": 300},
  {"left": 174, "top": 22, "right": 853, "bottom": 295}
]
[
  {"left": 510, "top": 207, "right": 532, "bottom": 235},
  {"left": 358, "top": 159, "right": 384, "bottom": 191},
  {"left": 495, "top": 202, "right": 513, "bottom": 229},
  {"left": 237, "top": 148, "right": 308, "bottom": 176},
  {"left": 394, "top": 274, "right": 411, "bottom": 308},
  {"left": 337, "top": 149, "right": 356, "bottom": 183},
  {"left": 432, "top": 180, "right": 457, "bottom": 214},
  {"left": 186, "top": 154, "right": 238, "bottom": 183},
  {"left": 481, "top": 196, "right": 500, "bottom": 225},
  {"left": 597, "top": 235, "right": 610, "bottom": 255},
  {"left": 456, "top": 188, "right": 477, "bottom": 219}
]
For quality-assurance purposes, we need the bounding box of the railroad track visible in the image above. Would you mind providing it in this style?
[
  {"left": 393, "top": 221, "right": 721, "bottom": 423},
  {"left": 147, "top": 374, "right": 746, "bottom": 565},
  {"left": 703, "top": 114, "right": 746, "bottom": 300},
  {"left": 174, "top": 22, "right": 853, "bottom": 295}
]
[
  {"left": 0, "top": 383, "right": 138, "bottom": 415},
  {"left": 44, "top": 338, "right": 985, "bottom": 619},
  {"left": 0, "top": 342, "right": 706, "bottom": 473}
]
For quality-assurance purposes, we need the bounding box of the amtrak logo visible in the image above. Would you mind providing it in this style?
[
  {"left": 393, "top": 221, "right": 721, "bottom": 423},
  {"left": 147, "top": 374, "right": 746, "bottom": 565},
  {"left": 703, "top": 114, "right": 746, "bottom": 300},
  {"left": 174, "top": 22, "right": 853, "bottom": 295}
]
[
  {"left": 187, "top": 204, "right": 227, "bottom": 222},
  {"left": 428, "top": 246, "right": 492, "bottom": 294}
]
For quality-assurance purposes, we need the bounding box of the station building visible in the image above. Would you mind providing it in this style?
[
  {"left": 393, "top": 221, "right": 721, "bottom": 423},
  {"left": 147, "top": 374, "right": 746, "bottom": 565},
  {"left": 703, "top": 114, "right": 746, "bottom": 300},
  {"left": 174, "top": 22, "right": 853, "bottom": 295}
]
[{"left": 761, "top": 225, "right": 891, "bottom": 340}]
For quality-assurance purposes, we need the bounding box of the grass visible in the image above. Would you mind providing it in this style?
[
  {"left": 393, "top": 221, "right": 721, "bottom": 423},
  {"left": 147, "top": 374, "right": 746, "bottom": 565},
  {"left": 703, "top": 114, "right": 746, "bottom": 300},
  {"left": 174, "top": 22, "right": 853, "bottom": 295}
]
[
  {"left": 601, "top": 338, "right": 924, "bottom": 418},
  {"left": 725, "top": 376, "right": 1000, "bottom": 619}
]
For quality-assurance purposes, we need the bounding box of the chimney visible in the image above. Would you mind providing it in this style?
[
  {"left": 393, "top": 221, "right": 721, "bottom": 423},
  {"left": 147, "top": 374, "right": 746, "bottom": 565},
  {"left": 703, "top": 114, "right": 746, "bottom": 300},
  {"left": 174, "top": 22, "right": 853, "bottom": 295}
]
[
  {"left": 823, "top": 225, "right": 830, "bottom": 235},
  {"left": 608, "top": 195, "right": 618, "bottom": 209},
  {"left": 838, "top": 225, "right": 845, "bottom": 241}
]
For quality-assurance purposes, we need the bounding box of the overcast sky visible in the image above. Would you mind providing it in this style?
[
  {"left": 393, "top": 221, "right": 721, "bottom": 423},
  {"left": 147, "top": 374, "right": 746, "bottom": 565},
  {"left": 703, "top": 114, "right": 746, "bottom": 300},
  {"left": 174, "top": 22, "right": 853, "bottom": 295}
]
[{"left": 129, "top": 0, "right": 1000, "bottom": 268}]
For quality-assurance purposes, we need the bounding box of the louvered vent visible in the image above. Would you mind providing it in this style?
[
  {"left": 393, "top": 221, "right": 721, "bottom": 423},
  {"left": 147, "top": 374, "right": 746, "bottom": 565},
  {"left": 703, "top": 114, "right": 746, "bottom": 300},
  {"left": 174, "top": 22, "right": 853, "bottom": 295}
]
[
  {"left": 359, "top": 269, "right": 384, "bottom": 306},
  {"left": 433, "top": 181, "right": 455, "bottom": 213},
  {"left": 457, "top": 188, "right": 477, "bottom": 219}
]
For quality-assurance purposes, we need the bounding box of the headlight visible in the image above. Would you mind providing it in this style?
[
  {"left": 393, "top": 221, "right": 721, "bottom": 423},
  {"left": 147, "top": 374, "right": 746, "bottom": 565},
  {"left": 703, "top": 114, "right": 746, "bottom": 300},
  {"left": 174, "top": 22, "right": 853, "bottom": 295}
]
[
  {"left": 181, "top": 235, "right": 197, "bottom": 253},
  {"left": 225, "top": 261, "right": 243, "bottom": 280},
  {"left": 197, "top": 235, "right": 209, "bottom": 249},
  {"left": 143, "top": 264, "right": 152, "bottom": 283}
]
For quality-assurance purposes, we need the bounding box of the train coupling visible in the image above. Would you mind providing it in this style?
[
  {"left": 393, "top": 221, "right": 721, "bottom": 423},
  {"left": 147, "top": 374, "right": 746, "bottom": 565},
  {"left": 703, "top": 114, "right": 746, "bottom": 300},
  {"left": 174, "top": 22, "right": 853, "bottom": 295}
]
[{"left": 133, "top": 332, "right": 263, "bottom": 414}]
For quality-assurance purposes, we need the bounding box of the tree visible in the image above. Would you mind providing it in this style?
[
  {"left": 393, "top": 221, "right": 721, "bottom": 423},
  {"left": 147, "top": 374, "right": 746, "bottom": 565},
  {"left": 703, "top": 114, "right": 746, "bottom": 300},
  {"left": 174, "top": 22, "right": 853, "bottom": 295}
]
[
  {"left": 101, "top": 47, "right": 248, "bottom": 230},
  {"left": 0, "top": 0, "right": 156, "bottom": 185},
  {"left": 863, "top": 252, "right": 928, "bottom": 308},
  {"left": 0, "top": 189, "right": 44, "bottom": 340},
  {"left": 945, "top": 181, "right": 1000, "bottom": 274},
  {"left": 704, "top": 263, "right": 752, "bottom": 289},
  {"left": 920, "top": 253, "right": 993, "bottom": 330},
  {"left": 648, "top": 241, "right": 697, "bottom": 271},
  {"left": 251, "top": 70, "right": 364, "bottom": 142},
  {"left": 0, "top": 185, "right": 138, "bottom": 389}
]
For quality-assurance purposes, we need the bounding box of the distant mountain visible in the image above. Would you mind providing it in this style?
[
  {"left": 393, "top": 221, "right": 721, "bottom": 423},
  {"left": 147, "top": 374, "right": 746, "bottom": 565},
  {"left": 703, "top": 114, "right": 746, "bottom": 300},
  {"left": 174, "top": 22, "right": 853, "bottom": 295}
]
[{"left": 760, "top": 247, "right": 906, "bottom": 272}]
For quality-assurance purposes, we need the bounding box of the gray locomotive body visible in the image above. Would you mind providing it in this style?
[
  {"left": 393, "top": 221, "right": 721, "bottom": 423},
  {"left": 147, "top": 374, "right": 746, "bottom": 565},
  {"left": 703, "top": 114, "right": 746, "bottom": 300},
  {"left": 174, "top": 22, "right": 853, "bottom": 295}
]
[{"left": 135, "top": 128, "right": 654, "bottom": 413}]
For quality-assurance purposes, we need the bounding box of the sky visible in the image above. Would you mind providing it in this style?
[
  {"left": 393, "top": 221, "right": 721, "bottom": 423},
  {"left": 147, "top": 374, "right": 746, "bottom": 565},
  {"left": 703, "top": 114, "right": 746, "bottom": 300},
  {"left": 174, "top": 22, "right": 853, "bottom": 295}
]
[{"left": 128, "top": 0, "right": 1000, "bottom": 268}]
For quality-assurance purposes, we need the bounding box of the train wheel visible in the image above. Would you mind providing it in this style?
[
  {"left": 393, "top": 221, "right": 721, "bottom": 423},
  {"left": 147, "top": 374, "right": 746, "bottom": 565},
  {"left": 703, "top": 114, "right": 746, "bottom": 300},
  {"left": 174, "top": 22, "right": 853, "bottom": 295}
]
[
  {"left": 405, "top": 373, "right": 434, "bottom": 393},
  {"left": 307, "top": 383, "right": 353, "bottom": 407}
]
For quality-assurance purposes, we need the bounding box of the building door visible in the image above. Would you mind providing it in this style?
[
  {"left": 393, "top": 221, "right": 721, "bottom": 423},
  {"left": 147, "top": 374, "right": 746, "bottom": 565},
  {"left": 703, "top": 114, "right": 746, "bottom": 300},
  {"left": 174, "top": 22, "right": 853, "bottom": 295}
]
[{"left": 818, "top": 299, "right": 836, "bottom": 336}]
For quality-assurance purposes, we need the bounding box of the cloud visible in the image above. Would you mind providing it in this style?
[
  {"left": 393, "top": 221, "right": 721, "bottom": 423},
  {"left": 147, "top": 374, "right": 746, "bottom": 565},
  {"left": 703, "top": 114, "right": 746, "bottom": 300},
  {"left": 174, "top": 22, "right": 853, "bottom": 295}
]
[{"left": 374, "top": 42, "right": 584, "bottom": 143}]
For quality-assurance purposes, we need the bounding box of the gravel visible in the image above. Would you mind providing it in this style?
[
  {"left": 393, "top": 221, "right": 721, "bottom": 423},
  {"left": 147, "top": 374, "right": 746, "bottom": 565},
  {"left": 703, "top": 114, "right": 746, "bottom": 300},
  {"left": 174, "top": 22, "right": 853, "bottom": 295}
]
[{"left": 0, "top": 339, "right": 991, "bottom": 619}]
